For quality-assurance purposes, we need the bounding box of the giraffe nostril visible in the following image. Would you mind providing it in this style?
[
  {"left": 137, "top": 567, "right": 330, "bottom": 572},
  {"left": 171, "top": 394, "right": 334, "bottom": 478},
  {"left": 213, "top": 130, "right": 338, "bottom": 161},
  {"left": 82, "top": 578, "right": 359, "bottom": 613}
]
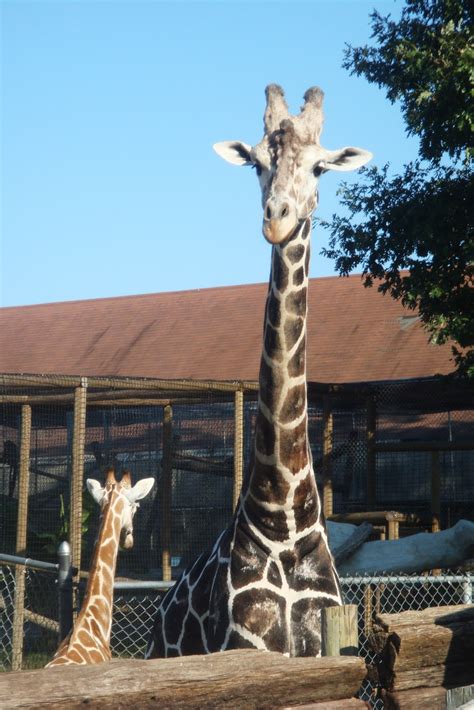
[
  {"left": 265, "top": 204, "right": 272, "bottom": 220},
  {"left": 280, "top": 203, "right": 289, "bottom": 218}
]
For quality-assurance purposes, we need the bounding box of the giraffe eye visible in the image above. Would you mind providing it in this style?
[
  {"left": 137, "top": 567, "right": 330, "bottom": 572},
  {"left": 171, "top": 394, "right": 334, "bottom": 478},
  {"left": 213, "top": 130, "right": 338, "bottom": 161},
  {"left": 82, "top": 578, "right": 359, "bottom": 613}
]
[
  {"left": 313, "top": 164, "right": 324, "bottom": 177},
  {"left": 252, "top": 161, "right": 262, "bottom": 176}
]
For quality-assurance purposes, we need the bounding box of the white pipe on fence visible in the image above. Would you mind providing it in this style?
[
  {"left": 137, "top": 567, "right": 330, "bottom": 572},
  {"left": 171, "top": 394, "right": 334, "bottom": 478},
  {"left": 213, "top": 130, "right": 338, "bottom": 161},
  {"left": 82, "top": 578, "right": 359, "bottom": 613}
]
[{"left": 0, "top": 553, "right": 58, "bottom": 573}]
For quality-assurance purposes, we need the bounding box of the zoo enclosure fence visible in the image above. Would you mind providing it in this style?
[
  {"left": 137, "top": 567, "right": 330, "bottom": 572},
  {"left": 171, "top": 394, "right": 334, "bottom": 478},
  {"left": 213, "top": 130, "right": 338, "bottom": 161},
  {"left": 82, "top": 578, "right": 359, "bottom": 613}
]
[{"left": 1, "top": 551, "right": 473, "bottom": 709}]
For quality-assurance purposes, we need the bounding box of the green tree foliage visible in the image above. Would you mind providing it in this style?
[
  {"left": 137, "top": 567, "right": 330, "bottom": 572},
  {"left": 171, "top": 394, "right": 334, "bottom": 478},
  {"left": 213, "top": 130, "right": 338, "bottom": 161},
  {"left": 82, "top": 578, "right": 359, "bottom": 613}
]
[{"left": 322, "top": 0, "right": 473, "bottom": 375}]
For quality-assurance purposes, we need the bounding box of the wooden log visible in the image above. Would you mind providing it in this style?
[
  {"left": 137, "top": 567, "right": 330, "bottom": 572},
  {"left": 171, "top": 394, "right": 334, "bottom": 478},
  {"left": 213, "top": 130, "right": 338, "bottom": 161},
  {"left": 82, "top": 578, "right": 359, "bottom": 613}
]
[
  {"left": 385, "top": 662, "right": 474, "bottom": 692},
  {"left": 0, "top": 651, "right": 367, "bottom": 709},
  {"left": 381, "top": 685, "right": 447, "bottom": 709},
  {"left": 369, "top": 605, "right": 474, "bottom": 691},
  {"left": 283, "top": 699, "right": 369, "bottom": 709},
  {"left": 370, "top": 604, "right": 474, "bottom": 653},
  {"left": 321, "top": 604, "right": 358, "bottom": 657}
]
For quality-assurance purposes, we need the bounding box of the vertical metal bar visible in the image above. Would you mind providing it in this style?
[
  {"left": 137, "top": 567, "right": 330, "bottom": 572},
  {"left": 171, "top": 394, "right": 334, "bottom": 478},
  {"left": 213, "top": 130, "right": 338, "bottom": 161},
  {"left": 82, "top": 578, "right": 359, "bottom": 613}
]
[
  {"left": 462, "top": 578, "right": 473, "bottom": 605},
  {"left": 431, "top": 450, "right": 441, "bottom": 532},
  {"left": 57, "top": 541, "right": 73, "bottom": 642},
  {"left": 322, "top": 395, "right": 333, "bottom": 518},
  {"left": 161, "top": 404, "right": 173, "bottom": 582},
  {"left": 366, "top": 395, "right": 377, "bottom": 509},
  {"left": 69, "top": 380, "right": 87, "bottom": 580},
  {"left": 12, "top": 404, "right": 32, "bottom": 671},
  {"left": 233, "top": 389, "right": 244, "bottom": 512}
]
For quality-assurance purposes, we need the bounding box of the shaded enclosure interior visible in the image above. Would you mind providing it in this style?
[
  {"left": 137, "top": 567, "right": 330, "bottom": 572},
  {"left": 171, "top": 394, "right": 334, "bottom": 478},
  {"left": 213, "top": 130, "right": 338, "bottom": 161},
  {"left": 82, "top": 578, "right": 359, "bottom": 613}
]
[{"left": 1, "top": 374, "right": 473, "bottom": 580}]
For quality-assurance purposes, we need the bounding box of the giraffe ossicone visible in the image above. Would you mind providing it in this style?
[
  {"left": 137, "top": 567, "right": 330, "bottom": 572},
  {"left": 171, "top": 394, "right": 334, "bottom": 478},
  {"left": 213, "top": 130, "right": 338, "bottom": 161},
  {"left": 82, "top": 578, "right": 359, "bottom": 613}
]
[
  {"left": 46, "top": 468, "right": 154, "bottom": 667},
  {"left": 146, "top": 84, "right": 372, "bottom": 659}
]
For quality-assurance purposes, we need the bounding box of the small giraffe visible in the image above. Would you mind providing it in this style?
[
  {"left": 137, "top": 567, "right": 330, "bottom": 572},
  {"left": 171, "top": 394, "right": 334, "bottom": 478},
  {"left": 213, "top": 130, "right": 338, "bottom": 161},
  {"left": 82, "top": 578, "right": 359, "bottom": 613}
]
[
  {"left": 146, "top": 85, "right": 372, "bottom": 658},
  {"left": 46, "top": 468, "right": 154, "bottom": 666}
]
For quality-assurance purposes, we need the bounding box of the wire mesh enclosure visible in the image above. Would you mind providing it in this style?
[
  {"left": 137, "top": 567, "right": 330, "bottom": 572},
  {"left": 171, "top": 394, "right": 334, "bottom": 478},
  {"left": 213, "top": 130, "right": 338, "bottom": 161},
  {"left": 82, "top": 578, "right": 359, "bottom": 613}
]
[{"left": 1, "top": 373, "right": 473, "bottom": 582}]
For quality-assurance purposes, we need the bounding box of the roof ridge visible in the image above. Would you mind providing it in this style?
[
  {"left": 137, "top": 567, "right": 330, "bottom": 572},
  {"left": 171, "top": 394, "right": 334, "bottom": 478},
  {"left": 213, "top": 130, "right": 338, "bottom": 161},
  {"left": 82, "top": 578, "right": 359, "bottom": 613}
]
[{"left": 0, "top": 273, "right": 366, "bottom": 311}]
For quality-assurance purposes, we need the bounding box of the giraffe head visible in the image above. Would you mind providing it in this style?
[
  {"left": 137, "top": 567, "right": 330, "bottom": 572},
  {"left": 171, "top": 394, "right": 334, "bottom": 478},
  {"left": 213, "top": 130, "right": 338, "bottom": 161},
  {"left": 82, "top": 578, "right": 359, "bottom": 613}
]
[
  {"left": 214, "top": 84, "right": 372, "bottom": 245},
  {"left": 86, "top": 468, "right": 154, "bottom": 550}
]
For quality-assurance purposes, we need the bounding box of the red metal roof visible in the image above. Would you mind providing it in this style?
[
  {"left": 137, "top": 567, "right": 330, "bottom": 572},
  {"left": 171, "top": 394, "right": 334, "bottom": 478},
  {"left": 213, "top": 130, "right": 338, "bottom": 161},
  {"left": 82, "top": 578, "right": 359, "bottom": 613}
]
[{"left": 0, "top": 276, "right": 456, "bottom": 383}]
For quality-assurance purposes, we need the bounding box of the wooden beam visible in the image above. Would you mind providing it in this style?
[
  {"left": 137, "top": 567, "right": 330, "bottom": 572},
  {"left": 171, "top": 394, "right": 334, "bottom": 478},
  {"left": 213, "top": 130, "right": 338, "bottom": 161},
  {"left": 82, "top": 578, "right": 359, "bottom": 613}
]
[
  {"left": 431, "top": 450, "right": 441, "bottom": 532},
  {"left": 0, "top": 373, "right": 259, "bottom": 393},
  {"left": 0, "top": 651, "right": 367, "bottom": 709},
  {"left": 69, "top": 382, "right": 87, "bottom": 578},
  {"left": 374, "top": 441, "right": 474, "bottom": 453},
  {"left": 233, "top": 389, "right": 244, "bottom": 511},
  {"left": 161, "top": 404, "right": 173, "bottom": 582},
  {"left": 322, "top": 394, "right": 334, "bottom": 518},
  {"left": 366, "top": 396, "right": 376, "bottom": 509},
  {"left": 11, "top": 405, "right": 32, "bottom": 671}
]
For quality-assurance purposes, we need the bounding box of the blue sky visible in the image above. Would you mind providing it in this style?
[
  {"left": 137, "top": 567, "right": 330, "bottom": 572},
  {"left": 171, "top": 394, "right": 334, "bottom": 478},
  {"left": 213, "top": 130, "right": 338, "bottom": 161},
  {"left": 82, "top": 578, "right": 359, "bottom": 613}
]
[{"left": 1, "top": 0, "right": 418, "bottom": 307}]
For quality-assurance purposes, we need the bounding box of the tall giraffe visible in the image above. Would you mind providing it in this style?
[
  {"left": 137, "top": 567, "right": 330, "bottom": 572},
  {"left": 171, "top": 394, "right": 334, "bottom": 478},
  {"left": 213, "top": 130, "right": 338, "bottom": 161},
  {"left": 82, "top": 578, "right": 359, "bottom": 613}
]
[
  {"left": 146, "top": 84, "right": 372, "bottom": 658},
  {"left": 46, "top": 468, "right": 154, "bottom": 666}
]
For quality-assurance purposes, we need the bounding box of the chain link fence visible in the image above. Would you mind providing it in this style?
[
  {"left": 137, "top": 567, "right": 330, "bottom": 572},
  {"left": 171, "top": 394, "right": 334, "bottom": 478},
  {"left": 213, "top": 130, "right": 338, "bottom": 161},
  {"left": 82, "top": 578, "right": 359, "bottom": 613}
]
[
  {"left": 2, "top": 555, "right": 472, "bottom": 708},
  {"left": 0, "top": 560, "right": 58, "bottom": 672}
]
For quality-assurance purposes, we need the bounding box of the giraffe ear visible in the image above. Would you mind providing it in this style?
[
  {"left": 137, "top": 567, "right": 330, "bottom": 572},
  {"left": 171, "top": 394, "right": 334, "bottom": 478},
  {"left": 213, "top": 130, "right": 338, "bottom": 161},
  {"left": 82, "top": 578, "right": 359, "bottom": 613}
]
[
  {"left": 126, "top": 477, "right": 155, "bottom": 504},
  {"left": 321, "top": 147, "right": 373, "bottom": 172},
  {"left": 86, "top": 479, "right": 106, "bottom": 505},
  {"left": 213, "top": 141, "right": 253, "bottom": 166}
]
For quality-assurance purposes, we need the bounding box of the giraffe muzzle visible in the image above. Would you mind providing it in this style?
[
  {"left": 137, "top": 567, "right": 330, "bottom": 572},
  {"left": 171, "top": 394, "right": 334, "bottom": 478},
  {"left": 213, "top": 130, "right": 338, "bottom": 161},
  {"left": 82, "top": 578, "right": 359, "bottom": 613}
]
[
  {"left": 120, "top": 531, "right": 134, "bottom": 549},
  {"left": 263, "top": 199, "right": 297, "bottom": 244},
  {"left": 263, "top": 218, "right": 297, "bottom": 245}
]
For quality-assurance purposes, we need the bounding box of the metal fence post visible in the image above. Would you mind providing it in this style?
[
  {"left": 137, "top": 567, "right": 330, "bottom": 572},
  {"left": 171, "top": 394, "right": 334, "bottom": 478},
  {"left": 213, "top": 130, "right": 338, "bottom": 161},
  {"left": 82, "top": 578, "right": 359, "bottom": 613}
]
[
  {"left": 462, "top": 577, "right": 473, "bottom": 605},
  {"left": 57, "top": 541, "right": 73, "bottom": 642}
]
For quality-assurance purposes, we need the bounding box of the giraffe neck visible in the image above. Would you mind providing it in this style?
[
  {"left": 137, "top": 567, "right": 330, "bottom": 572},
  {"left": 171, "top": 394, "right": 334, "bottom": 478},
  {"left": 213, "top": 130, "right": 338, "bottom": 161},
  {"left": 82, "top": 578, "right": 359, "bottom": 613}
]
[
  {"left": 243, "top": 218, "right": 320, "bottom": 541},
  {"left": 75, "top": 492, "right": 123, "bottom": 643}
]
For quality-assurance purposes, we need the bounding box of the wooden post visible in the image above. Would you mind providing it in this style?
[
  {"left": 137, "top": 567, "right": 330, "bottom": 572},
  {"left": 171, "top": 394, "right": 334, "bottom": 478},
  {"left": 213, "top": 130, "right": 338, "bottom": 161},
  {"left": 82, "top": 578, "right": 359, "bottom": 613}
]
[
  {"left": 366, "top": 395, "right": 376, "bottom": 509},
  {"left": 161, "top": 404, "right": 173, "bottom": 582},
  {"left": 233, "top": 389, "right": 244, "bottom": 511},
  {"left": 321, "top": 604, "right": 358, "bottom": 657},
  {"left": 387, "top": 518, "right": 399, "bottom": 540},
  {"left": 431, "top": 450, "right": 441, "bottom": 533},
  {"left": 12, "top": 405, "right": 32, "bottom": 671},
  {"left": 322, "top": 395, "right": 334, "bottom": 518},
  {"left": 69, "top": 380, "right": 87, "bottom": 581},
  {"left": 364, "top": 584, "right": 373, "bottom": 636}
]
